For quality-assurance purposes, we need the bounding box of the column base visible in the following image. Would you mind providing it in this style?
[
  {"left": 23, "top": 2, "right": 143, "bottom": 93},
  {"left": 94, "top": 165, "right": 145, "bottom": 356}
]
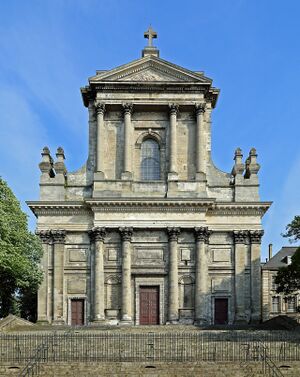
[
  {"left": 167, "top": 172, "right": 178, "bottom": 181},
  {"left": 36, "top": 319, "right": 50, "bottom": 325},
  {"left": 52, "top": 319, "right": 65, "bottom": 326},
  {"left": 94, "top": 171, "right": 106, "bottom": 180},
  {"left": 194, "top": 319, "right": 209, "bottom": 326},
  {"left": 234, "top": 318, "right": 248, "bottom": 325},
  {"left": 121, "top": 171, "right": 132, "bottom": 180},
  {"left": 195, "top": 172, "right": 206, "bottom": 182},
  {"left": 250, "top": 313, "right": 261, "bottom": 324},
  {"left": 90, "top": 319, "right": 107, "bottom": 326}
]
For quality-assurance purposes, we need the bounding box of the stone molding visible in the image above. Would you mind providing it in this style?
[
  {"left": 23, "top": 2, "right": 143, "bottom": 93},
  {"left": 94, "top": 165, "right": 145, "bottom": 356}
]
[
  {"left": 122, "top": 103, "right": 133, "bottom": 115},
  {"left": 167, "top": 227, "right": 180, "bottom": 241},
  {"left": 90, "top": 227, "right": 106, "bottom": 242},
  {"left": 95, "top": 102, "right": 105, "bottom": 115},
  {"left": 194, "top": 226, "right": 211, "bottom": 243},
  {"left": 119, "top": 227, "right": 133, "bottom": 242},
  {"left": 195, "top": 103, "right": 206, "bottom": 115},
  {"left": 51, "top": 230, "right": 66, "bottom": 244},
  {"left": 233, "top": 230, "right": 248, "bottom": 244},
  {"left": 249, "top": 230, "right": 264, "bottom": 244},
  {"left": 135, "top": 129, "right": 165, "bottom": 149}
]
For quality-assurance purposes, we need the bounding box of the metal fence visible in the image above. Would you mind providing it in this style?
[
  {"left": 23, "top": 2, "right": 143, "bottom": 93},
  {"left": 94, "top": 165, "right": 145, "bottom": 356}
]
[{"left": 1, "top": 331, "right": 300, "bottom": 364}]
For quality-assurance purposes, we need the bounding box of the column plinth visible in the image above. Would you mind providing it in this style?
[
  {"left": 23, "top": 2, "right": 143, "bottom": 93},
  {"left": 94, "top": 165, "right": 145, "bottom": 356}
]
[
  {"left": 90, "top": 227, "right": 106, "bottom": 324},
  {"left": 168, "top": 104, "right": 178, "bottom": 181},
  {"left": 122, "top": 104, "right": 133, "bottom": 180},
  {"left": 52, "top": 230, "right": 66, "bottom": 325},
  {"left": 249, "top": 230, "right": 264, "bottom": 323},
  {"left": 120, "top": 227, "right": 133, "bottom": 324},
  {"left": 167, "top": 227, "right": 180, "bottom": 323},
  {"left": 194, "top": 227, "right": 211, "bottom": 326},
  {"left": 95, "top": 102, "right": 106, "bottom": 179},
  {"left": 233, "top": 230, "right": 248, "bottom": 324}
]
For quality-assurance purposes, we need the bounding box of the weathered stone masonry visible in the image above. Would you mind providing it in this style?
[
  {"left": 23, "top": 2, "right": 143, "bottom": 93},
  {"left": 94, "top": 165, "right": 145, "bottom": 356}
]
[{"left": 28, "top": 29, "right": 271, "bottom": 326}]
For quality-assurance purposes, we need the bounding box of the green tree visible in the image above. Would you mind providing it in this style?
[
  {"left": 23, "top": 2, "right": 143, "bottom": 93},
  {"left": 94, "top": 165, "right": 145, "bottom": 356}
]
[
  {"left": 275, "top": 216, "right": 300, "bottom": 295},
  {"left": 0, "top": 177, "right": 42, "bottom": 319}
]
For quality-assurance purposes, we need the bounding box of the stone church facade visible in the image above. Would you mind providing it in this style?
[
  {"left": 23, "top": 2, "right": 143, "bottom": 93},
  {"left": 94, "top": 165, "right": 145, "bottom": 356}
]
[{"left": 28, "top": 29, "right": 271, "bottom": 326}]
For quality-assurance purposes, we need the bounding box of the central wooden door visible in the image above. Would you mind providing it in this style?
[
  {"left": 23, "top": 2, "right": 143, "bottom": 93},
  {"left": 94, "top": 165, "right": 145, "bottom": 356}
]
[
  {"left": 214, "top": 298, "right": 228, "bottom": 325},
  {"left": 139, "top": 286, "right": 159, "bottom": 325},
  {"left": 71, "top": 299, "right": 84, "bottom": 326}
]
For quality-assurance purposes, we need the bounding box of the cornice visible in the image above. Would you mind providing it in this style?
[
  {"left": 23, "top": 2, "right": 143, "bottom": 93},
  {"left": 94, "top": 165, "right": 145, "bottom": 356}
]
[
  {"left": 208, "top": 202, "right": 272, "bottom": 217},
  {"left": 26, "top": 201, "right": 91, "bottom": 217}
]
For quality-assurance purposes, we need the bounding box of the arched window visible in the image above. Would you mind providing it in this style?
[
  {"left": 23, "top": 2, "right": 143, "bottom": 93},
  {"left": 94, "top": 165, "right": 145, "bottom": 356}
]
[{"left": 140, "top": 139, "right": 160, "bottom": 180}]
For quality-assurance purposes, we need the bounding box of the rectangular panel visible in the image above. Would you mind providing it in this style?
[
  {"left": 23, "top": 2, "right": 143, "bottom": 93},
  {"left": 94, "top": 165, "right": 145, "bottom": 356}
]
[
  {"left": 211, "top": 248, "right": 231, "bottom": 263},
  {"left": 67, "top": 279, "right": 86, "bottom": 294},
  {"left": 68, "top": 248, "right": 88, "bottom": 262},
  {"left": 136, "top": 249, "right": 163, "bottom": 260}
]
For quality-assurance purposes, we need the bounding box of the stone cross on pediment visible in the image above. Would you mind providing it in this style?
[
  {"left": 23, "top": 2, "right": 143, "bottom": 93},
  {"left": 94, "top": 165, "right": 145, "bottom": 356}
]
[{"left": 144, "top": 26, "right": 157, "bottom": 47}]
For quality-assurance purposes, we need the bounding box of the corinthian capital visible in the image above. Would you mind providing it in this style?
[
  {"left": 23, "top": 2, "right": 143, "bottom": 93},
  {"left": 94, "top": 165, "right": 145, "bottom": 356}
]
[
  {"left": 249, "top": 230, "right": 264, "bottom": 244},
  {"left": 36, "top": 230, "right": 52, "bottom": 244},
  {"left": 119, "top": 227, "right": 133, "bottom": 242},
  {"left": 169, "top": 103, "right": 179, "bottom": 115},
  {"left": 51, "top": 230, "right": 66, "bottom": 244},
  {"left": 195, "top": 103, "right": 206, "bottom": 115},
  {"left": 194, "top": 227, "right": 211, "bottom": 243},
  {"left": 233, "top": 230, "right": 248, "bottom": 244},
  {"left": 90, "top": 227, "right": 106, "bottom": 242},
  {"left": 167, "top": 227, "right": 180, "bottom": 241},
  {"left": 122, "top": 103, "right": 133, "bottom": 115},
  {"left": 95, "top": 102, "right": 106, "bottom": 115}
]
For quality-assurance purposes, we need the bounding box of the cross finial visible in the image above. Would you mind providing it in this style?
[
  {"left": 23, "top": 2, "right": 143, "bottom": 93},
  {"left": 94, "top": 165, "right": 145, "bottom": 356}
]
[{"left": 144, "top": 26, "right": 157, "bottom": 47}]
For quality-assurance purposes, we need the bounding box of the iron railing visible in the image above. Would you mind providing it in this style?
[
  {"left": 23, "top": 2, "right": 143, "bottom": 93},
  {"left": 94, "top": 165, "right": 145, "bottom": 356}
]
[{"left": 0, "top": 331, "right": 299, "bottom": 364}]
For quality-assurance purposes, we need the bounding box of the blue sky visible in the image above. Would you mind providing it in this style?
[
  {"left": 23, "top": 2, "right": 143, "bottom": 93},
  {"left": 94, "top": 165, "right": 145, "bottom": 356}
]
[{"left": 0, "top": 0, "right": 299, "bottom": 260}]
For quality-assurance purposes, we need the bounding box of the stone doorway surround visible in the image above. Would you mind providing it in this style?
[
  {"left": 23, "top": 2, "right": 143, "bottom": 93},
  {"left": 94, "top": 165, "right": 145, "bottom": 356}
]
[
  {"left": 134, "top": 277, "right": 165, "bottom": 325},
  {"left": 67, "top": 296, "right": 87, "bottom": 326}
]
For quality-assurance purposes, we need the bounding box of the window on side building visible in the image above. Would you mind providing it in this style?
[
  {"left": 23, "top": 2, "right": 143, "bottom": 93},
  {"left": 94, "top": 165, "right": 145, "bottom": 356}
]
[{"left": 272, "top": 296, "right": 280, "bottom": 313}]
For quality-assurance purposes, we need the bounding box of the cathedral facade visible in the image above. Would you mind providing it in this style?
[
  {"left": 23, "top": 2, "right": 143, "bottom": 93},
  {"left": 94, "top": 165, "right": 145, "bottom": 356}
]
[{"left": 28, "top": 29, "right": 271, "bottom": 326}]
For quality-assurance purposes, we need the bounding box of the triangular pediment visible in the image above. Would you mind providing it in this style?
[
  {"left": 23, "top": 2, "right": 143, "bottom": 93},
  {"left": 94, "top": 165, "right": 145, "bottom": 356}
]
[{"left": 89, "top": 56, "right": 212, "bottom": 84}]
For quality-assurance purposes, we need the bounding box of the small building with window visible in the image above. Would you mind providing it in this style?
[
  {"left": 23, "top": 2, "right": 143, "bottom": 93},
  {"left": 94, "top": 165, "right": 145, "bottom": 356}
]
[
  {"left": 27, "top": 29, "right": 271, "bottom": 326},
  {"left": 262, "top": 246, "right": 299, "bottom": 322}
]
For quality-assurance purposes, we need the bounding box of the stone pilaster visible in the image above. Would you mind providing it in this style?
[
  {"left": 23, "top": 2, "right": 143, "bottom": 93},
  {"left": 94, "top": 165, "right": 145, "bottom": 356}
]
[
  {"left": 194, "top": 226, "right": 211, "bottom": 325},
  {"left": 36, "top": 230, "right": 52, "bottom": 324},
  {"left": 90, "top": 227, "right": 106, "bottom": 323},
  {"left": 95, "top": 102, "right": 106, "bottom": 179},
  {"left": 167, "top": 227, "right": 180, "bottom": 323},
  {"left": 122, "top": 103, "right": 133, "bottom": 180},
  {"left": 120, "top": 227, "right": 133, "bottom": 323},
  {"left": 195, "top": 103, "right": 206, "bottom": 181},
  {"left": 249, "top": 230, "right": 264, "bottom": 323},
  {"left": 168, "top": 104, "right": 179, "bottom": 180},
  {"left": 233, "top": 230, "right": 248, "bottom": 323},
  {"left": 52, "top": 230, "right": 66, "bottom": 325}
]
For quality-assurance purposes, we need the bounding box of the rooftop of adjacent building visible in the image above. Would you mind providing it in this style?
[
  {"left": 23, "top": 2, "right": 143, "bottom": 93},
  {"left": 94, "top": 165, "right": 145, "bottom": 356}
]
[{"left": 262, "top": 245, "right": 299, "bottom": 270}]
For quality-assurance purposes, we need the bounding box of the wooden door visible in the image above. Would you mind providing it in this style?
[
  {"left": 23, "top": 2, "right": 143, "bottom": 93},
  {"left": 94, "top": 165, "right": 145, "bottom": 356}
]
[
  {"left": 71, "top": 299, "right": 84, "bottom": 326},
  {"left": 139, "top": 286, "right": 159, "bottom": 325},
  {"left": 214, "top": 298, "right": 228, "bottom": 325}
]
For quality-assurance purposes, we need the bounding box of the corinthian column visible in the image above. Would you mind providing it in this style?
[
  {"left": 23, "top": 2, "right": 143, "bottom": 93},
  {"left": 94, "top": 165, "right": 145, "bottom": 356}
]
[
  {"left": 167, "top": 227, "right": 180, "bottom": 323},
  {"left": 36, "top": 230, "right": 51, "bottom": 324},
  {"left": 120, "top": 227, "right": 133, "bottom": 323},
  {"left": 122, "top": 103, "right": 133, "bottom": 180},
  {"left": 90, "top": 227, "right": 106, "bottom": 323},
  {"left": 95, "top": 102, "right": 106, "bottom": 179},
  {"left": 52, "top": 230, "right": 66, "bottom": 325},
  {"left": 233, "top": 230, "right": 248, "bottom": 323},
  {"left": 194, "top": 227, "right": 211, "bottom": 325},
  {"left": 249, "top": 230, "right": 264, "bottom": 323},
  {"left": 195, "top": 103, "right": 206, "bottom": 181},
  {"left": 168, "top": 104, "right": 179, "bottom": 180}
]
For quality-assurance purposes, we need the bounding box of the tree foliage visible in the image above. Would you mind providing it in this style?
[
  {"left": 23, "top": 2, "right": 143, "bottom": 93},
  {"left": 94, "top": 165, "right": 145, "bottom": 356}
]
[
  {"left": 275, "top": 216, "right": 300, "bottom": 295},
  {"left": 0, "top": 177, "right": 42, "bottom": 319}
]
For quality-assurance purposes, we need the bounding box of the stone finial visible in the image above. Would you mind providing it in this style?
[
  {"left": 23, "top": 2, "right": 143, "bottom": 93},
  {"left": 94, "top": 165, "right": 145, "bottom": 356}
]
[
  {"left": 39, "top": 146, "right": 55, "bottom": 176},
  {"left": 231, "top": 148, "right": 245, "bottom": 177},
  {"left": 244, "top": 148, "right": 260, "bottom": 178},
  {"left": 54, "top": 147, "right": 67, "bottom": 175}
]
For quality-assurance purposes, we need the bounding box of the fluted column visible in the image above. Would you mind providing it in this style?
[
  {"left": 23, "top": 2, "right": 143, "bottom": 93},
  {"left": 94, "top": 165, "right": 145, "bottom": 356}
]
[
  {"left": 194, "top": 227, "right": 211, "bottom": 325},
  {"left": 233, "top": 230, "right": 248, "bottom": 323},
  {"left": 167, "top": 227, "right": 180, "bottom": 323},
  {"left": 52, "top": 230, "right": 66, "bottom": 325},
  {"left": 249, "top": 230, "right": 264, "bottom": 323},
  {"left": 90, "top": 227, "right": 106, "bottom": 323},
  {"left": 195, "top": 103, "right": 206, "bottom": 181},
  {"left": 95, "top": 102, "right": 106, "bottom": 178},
  {"left": 120, "top": 227, "right": 133, "bottom": 323},
  {"left": 168, "top": 104, "right": 179, "bottom": 180},
  {"left": 36, "top": 230, "right": 51, "bottom": 324},
  {"left": 122, "top": 103, "right": 133, "bottom": 180}
]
